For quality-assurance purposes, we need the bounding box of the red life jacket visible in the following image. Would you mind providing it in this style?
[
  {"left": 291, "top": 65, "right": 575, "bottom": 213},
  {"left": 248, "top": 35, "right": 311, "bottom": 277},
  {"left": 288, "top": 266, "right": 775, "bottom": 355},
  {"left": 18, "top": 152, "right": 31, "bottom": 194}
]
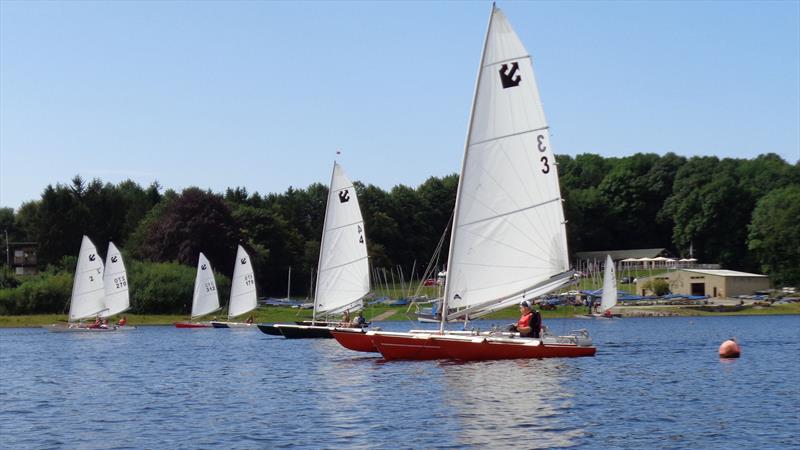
[{"left": 518, "top": 312, "right": 533, "bottom": 328}]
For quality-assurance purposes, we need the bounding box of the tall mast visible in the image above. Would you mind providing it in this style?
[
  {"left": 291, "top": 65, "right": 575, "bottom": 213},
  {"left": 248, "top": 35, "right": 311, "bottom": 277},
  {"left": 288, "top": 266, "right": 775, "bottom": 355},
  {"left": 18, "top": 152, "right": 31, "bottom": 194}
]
[{"left": 440, "top": 3, "right": 496, "bottom": 333}]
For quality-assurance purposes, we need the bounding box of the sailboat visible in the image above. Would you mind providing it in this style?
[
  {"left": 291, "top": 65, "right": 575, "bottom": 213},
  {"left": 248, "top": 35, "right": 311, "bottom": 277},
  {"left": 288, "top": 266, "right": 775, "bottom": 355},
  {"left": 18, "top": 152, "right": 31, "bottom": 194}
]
[
  {"left": 584, "top": 254, "right": 620, "bottom": 318},
  {"left": 44, "top": 235, "right": 115, "bottom": 332},
  {"left": 211, "top": 245, "right": 258, "bottom": 328},
  {"left": 100, "top": 242, "right": 136, "bottom": 330},
  {"left": 263, "top": 162, "right": 370, "bottom": 339},
  {"left": 174, "top": 252, "right": 221, "bottom": 328},
  {"left": 335, "top": 4, "right": 595, "bottom": 359}
]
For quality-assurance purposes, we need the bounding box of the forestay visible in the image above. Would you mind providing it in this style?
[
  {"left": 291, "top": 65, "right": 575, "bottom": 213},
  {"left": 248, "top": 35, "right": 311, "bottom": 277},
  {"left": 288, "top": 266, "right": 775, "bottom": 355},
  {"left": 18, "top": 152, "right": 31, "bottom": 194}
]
[
  {"left": 100, "top": 242, "right": 130, "bottom": 318},
  {"left": 192, "top": 252, "right": 221, "bottom": 319},
  {"left": 445, "top": 7, "right": 571, "bottom": 320},
  {"left": 600, "top": 254, "right": 618, "bottom": 312},
  {"left": 69, "top": 235, "right": 107, "bottom": 321},
  {"left": 228, "top": 245, "right": 258, "bottom": 319},
  {"left": 313, "top": 162, "right": 370, "bottom": 316}
]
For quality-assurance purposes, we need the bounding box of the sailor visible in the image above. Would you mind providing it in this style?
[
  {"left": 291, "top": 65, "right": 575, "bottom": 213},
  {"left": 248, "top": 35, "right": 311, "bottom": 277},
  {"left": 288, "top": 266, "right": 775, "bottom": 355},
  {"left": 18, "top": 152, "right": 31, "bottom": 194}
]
[
  {"left": 354, "top": 311, "right": 366, "bottom": 327},
  {"left": 118, "top": 316, "right": 127, "bottom": 326},
  {"left": 509, "top": 300, "right": 541, "bottom": 338},
  {"left": 342, "top": 310, "right": 351, "bottom": 327},
  {"left": 245, "top": 314, "right": 254, "bottom": 324}
]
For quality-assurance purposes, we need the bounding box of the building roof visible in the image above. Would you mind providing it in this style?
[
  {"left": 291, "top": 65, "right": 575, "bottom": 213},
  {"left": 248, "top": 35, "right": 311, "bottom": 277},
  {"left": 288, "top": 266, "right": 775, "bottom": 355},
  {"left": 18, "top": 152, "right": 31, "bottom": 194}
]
[
  {"left": 683, "top": 269, "right": 767, "bottom": 278},
  {"left": 575, "top": 248, "right": 668, "bottom": 261}
]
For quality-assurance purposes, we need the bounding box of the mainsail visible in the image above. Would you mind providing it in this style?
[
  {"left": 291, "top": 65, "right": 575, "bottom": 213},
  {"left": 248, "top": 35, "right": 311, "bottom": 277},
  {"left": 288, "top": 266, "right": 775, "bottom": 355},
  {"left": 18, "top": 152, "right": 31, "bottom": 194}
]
[
  {"left": 69, "top": 235, "right": 107, "bottom": 321},
  {"left": 600, "top": 254, "right": 617, "bottom": 313},
  {"left": 313, "top": 162, "right": 370, "bottom": 317},
  {"left": 444, "top": 6, "right": 572, "bottom": 321},
  {"left": 100, "top": 242, "right": 130, "bottom": 318},
  {"left": 228, "top": 245, "right": 258, "bottom": 319},
  {"left": 191, "top": 252, "right": 221, "bottom": 319}
]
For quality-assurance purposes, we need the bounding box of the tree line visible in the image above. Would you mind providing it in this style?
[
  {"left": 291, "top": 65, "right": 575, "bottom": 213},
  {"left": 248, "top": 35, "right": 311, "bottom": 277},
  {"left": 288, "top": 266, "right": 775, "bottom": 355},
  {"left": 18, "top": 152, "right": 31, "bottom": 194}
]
[{"left": 1, "top": 152, "right": 798, "bottom": 308}]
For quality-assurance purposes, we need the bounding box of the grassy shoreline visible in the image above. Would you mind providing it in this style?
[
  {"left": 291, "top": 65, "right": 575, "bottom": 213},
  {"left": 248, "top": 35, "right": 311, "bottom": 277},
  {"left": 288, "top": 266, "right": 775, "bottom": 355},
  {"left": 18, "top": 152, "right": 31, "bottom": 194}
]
[{"left": 2, "top": 302, "right": 798, "bottom": 328}]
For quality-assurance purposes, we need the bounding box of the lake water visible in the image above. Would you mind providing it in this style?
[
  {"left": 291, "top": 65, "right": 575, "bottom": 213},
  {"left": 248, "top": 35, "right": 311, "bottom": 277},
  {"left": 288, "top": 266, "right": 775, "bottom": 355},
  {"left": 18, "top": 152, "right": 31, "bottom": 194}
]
[{"left": 1, "top": 315, "right": 798, "bottom": 449}]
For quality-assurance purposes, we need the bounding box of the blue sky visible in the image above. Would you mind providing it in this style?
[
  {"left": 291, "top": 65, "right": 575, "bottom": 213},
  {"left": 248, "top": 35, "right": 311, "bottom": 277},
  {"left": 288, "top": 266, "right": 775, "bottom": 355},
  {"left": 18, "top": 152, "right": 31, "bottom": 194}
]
[{"left": 1, "top": 0, "right": 798, "bottom": 210}]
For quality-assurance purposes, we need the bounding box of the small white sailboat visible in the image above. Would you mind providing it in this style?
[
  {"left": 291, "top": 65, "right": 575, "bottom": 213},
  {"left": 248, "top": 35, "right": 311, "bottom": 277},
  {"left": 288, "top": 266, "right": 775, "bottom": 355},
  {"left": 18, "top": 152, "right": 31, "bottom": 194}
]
[
  {"left": 211, "top": 245, "right": 258, "bottom": 329},
  {"left": 174, "top": 252, "right": 221, "bottom": 328},
  {"left": 100, "top": 242, "right": 136, "bottom": 330},
  {"left": 45, "top": 235, "right": 115, "bottom": 332},
  {"left": 587, "top": 254, "right": 619, "bottom": 318},
  {"left": 268, "top": 161, "right": 371, "bottom": 339}
]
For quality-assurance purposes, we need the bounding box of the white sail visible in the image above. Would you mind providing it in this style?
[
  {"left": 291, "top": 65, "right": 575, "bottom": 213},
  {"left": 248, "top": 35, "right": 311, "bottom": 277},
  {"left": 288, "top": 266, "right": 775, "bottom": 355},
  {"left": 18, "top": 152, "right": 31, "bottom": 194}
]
[
  {"left": 191, "top": 252, "right": 221, "bottom": 319},
  {"left": 445, "top": 6, "right": 571, "bottom": 320},
  {"left": 600, "top": 254, "right": 617, "bottom": 312},
  {"left": 313, "top": 162, "right": 370, "bottom": 316},
  {"left": 100, "top": 242, "right": 130, "bottom": 318},
  {"left": 69, "top": 236, "right": 107, "bottom": 321},
  {"left": 228, "top": 245, "right": 257, "bottom": 319}
]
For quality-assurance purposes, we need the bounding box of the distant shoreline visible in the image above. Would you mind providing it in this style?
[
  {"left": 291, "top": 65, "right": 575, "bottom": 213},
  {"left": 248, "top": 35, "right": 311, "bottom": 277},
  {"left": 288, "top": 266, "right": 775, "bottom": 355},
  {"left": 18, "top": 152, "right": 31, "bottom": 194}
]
[{"left": 1, "top": 302, "right": 798, "bottom": 328}]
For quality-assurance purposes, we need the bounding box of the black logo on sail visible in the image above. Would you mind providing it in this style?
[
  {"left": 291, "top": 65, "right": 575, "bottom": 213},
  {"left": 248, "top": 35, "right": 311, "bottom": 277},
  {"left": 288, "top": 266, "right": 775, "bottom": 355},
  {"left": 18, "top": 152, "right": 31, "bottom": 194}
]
[
  {"left": 499, "top": 62, "right": 521, "bottom": 89},
  {"left": 201, "top": 264, "right": 207, "bottom": 270},
  {"left": 240, "top": 258, "right": 247, "bottom": 264},
  {"left": 338, "top": 190, "right": 350, "bottom": 203},
  {"left": 89, "top": 254, "right": 96, "bottom": 262},
  {"left": 111, "top": 256, "right": 118, "bottom": 263}
]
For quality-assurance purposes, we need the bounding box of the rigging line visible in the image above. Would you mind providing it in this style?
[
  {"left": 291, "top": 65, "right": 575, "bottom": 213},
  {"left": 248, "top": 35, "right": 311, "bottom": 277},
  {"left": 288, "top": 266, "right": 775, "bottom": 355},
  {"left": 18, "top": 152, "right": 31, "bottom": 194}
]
[
  {"left": 325, "top": 220, "right": 364, "bottom": 233},
  {"left": 470, "top": 126, "right": 549, "bottom": 148},
  {"left": 482, "top": 54, "right": 531, "bottom": 69},
  {"left": 318, "top": 255, "right": 369, "bottom": 273}
]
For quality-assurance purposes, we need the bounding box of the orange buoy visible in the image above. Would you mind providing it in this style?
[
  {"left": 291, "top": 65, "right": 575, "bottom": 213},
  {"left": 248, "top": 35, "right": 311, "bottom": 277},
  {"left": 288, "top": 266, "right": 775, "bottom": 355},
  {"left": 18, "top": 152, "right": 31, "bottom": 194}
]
[{"left": 719, "top": 338, "right": 741, "bottom": 358}]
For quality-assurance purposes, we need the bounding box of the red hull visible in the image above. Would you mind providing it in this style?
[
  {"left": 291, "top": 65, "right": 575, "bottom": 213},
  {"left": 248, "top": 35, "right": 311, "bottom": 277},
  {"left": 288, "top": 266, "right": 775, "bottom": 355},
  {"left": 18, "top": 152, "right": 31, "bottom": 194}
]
[
  {"left": 370, "top": 333, "right": 449, "bottom": 361},
  {"left": 174, "top": 322, "right": 212, "bottom": 328},
  {"left": 331, "top": 330, "right": 378, "bottom": 353},
  {"left": 434, "top": 336, "right": 596, "bottom": 360}
]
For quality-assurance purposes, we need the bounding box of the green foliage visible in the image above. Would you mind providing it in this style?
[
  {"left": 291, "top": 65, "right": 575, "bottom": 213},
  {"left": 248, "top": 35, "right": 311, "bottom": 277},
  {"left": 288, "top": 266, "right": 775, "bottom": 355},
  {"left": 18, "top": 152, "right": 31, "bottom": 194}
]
[
  {"left": 0, "top": 266, "right": 20, "bottom": 289},
  {"left": 643, "top": 279, "right": 671, "bottom": 296},
  {"left": 748, "top": 185, "right": 800, "bottom": 285},
  {"left": 4, "top": 152, "right": 799, "bottom": 306},
  {"left": 0, "top": 272, "right": 72, "bottom": 315}
]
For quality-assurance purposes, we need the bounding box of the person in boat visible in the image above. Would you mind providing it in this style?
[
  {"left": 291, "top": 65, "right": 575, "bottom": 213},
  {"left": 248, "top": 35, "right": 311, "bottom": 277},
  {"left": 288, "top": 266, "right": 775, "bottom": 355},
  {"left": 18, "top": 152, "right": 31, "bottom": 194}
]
[
  {"left": 341, "top": 310, "right": 352, "bottom": 327},
  {"left": 118, "top": 316, "right": 127, "bottom": 326},
  {"left": 353, "top": 311, "right": 366, "bottom": 327},
  {"left": 245, "top": 314, "right": 254, "bottom": 324},
  {"left": 89, "top": 317, "right": 101, "bottom": 329},
  {"left": 100, "top": 318, "right": 110, "bottom": 329},
  {"left": 509, "top": 300, "right": 541, "bottom": 338}
]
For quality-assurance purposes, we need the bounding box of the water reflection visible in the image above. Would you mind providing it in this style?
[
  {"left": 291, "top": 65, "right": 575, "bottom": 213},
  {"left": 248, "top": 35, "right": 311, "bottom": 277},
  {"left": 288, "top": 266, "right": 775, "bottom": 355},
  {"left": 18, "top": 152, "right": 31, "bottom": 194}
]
[{"left": 440, "top": 359, "right": 584, "bottom": 448}]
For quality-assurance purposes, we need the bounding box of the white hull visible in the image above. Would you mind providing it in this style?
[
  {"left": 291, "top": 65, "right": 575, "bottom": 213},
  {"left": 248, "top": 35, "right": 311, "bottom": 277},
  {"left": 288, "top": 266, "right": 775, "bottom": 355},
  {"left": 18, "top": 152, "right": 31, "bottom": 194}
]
[{"left": 43, "top": 324, "right": 117, "bottom": 333}]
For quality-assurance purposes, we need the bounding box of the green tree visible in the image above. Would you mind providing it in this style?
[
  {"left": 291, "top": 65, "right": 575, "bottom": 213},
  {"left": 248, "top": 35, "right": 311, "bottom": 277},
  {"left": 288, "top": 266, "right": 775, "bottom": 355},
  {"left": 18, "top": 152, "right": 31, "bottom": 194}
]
[{"left": 747, "top": 185, "right": 800, "bottom": 285}]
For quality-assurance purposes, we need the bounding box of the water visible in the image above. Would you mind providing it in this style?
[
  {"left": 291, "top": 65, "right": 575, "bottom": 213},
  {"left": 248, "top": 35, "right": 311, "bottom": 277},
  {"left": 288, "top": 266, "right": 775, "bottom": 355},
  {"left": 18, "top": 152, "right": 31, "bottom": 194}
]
[{"left": 1, "top": 316, "right": 798, "bottom": 449}]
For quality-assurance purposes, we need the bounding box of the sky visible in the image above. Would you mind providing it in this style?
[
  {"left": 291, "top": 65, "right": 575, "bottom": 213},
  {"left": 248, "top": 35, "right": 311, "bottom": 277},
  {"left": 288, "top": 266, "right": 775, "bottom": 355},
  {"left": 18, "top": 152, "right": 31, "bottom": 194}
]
[{"left": 1, "top": 0, "right": 798, "bottom": 210}]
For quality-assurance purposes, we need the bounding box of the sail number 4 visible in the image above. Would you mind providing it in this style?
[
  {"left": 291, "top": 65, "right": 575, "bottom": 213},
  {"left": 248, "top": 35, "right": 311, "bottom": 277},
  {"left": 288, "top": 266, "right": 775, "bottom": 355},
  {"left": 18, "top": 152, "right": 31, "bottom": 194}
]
[
  {"left": 537, "top": 134, "right": 550, "bottom": 174},
  {"left": 358, "top": 225, "right": 364, "bottom": 244}
]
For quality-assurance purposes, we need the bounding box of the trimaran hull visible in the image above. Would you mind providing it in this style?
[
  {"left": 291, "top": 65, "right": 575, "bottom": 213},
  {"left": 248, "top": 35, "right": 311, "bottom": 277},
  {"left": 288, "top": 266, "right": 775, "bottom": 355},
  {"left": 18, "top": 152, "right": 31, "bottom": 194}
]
[{"left": 330, "top": 329, "right": 378, "bottom": 353}]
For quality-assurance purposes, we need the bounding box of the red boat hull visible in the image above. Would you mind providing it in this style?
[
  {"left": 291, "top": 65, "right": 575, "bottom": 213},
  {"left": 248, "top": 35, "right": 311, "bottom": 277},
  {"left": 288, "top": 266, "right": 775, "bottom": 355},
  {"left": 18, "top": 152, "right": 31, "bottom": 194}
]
[
  {"left": 331, "top": 329, "right": 378, "bottom": 353},
  {"left": 370, "top": 332, "right": 449, "bottom": 361},
  {"left": 434, "top": 336, "right": 596, "bottom": 361},
  {"left": 174, "top": 322, "right": 212, "bottom": 328}
]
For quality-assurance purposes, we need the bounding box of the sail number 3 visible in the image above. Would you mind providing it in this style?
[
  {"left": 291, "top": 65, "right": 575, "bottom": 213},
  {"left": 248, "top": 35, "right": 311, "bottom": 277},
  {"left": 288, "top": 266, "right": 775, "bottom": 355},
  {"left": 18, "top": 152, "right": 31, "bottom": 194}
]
[{"left": 537, "top": 134, "right": 550, "bottom": 174}]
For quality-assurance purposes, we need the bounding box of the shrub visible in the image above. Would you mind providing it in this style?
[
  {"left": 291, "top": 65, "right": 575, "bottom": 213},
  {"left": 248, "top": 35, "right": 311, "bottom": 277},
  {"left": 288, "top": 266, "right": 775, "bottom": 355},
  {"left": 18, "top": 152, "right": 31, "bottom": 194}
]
[{"left": 644, "top": 279, "right": 670, "bottom": 296}]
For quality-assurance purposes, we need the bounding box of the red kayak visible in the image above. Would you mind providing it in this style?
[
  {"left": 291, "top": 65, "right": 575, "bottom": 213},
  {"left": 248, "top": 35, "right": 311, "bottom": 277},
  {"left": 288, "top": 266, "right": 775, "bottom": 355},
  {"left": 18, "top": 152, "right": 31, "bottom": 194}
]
[
  {"left": 370, "top": 331, "right": 449, "bottom": 361},
  {"left": 331, "top": 329, "right": 378, "bottom": 353},
  {"left": 174, "top": 322, "right": 212, "bottom": 328},
  {"left": 433, "top": 334, "right": 596, "bottom": 361}
]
